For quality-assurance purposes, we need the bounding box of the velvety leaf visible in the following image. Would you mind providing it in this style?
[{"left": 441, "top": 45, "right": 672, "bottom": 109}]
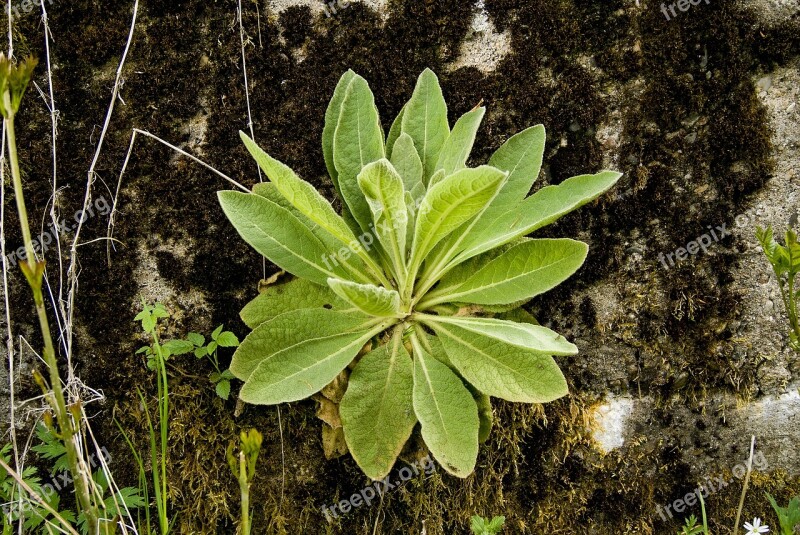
[
  {"left": 401, "top": 69, "right": 449, "bottom": 182},
  {"left": 230, "top": 309, "right": 373, "bottom": 380},
  {"left": 434, "top": 107, "right": 485, "bottom": 176},
  {"left": 240, "top": 277, "right": 347, "bottom": 329},
  {"left": 410, "top": 166, "right": 507, "bottom": 270},
  {"left": 240, "top": 323, "right": 389, "bottom": 404},
  {"left": 411, "top": 337, "right": 479, "bottom": 477},
  {"left": 340, "top": 333, "right": 416, "bottom": 480},
  {"left": 422, "top": 125, "right": 545, "bottom": 274},
  {"left": 333, "top": 74, "right": 385, "bottom": 230},
  {"left": 422, "top": 315, "right": 578, "bottom": 356},
  {"left": 252, "top": 182, "right": 372, "bottom": 281},
  {"left": 426, "top": 238, "right": 588, "bottom": 306},
  {"left": 427, "top": 168, "right": 446, "bottom": 188},
  {"left": 323, "top": 69, "right": 356, "bottom": 196},
  {"left": 424, "top": 317, "right": 570, "bottom": 403},
  {"left": 487, "top": 124, "right": 546, "bottom": 207},
  {"left": 218, "top": 191, "right": 348, "bottom": 285},
  {"left": 454, "top": 171, "right": 622, "bottom": 263},
  {"left": 241, "top": 132, "right": 360, "bottom": 251},
  {"left": 327, "top": 278, "right": 401, "bottom": 317},
  {"left": 385, "top": 102, "right": 406, "bottom": 159},
  {"left": 390, "top": 133, "right": 424, "bottom": 198},
  {"left": 357, "top": 159, "right": 408, "bottom": 272}
]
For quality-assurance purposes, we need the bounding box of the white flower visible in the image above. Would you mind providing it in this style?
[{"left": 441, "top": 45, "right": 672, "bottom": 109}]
[{"left": 743, "top": 517, "right": 769, "bottom": 535}]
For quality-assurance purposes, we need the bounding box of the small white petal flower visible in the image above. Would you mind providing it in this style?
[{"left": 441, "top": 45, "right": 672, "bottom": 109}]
[{"left": 743, "top": 517, "right": 769, "bottom": 535}]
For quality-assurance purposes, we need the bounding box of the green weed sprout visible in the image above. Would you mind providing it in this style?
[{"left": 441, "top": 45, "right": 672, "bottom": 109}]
[
  {"left": 227, "top": 429, "right": 262, "bottom": 535},
  {"left": 470, "top": 515, "right": 505, "bottom": 534},
  {"left": 138, "top": 317, "right": 239, "bottom": 400},
  {"left": 756, "top": 226, "right": 800, "bottom": 351},
  {"left": 219, "top": 69, "right": 621, "bottom": 479},
  {"left": 766, "top": 493, "right": 800, "bottom": 535},
  {"left": 676, "top": 492, "right": 709, "bottom": 535},
  {"left": 134, "top": 303, "right": 173, "bottom": 534}
]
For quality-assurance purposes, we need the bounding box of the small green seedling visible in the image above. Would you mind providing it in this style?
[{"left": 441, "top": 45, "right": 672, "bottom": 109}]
[
  {"left": 227, "top": 429, "right": 263, "bottom": 535},
  {"left": 185, "top": 326, "right": 239, "bottom": 400},
  {"left": 677, "top": 515, "right": 706, "bottom": 535},
  {"left": 136, "top": 305, "right": 239, "bottom": 400},
  {"left": 470, "top": 515, "right": 505, "bottom": 534},
  {"left": 757, "top": 226, "right": 800, "bottom": 351},
  {"left": 134, "top": 302, "right": 173, "bottom": 534},
  {"left": 219, "top": 68, "right": 621, "bottom": 479},
  {"left": 767, "top": 493, "right": 800, "bottom": 535}
]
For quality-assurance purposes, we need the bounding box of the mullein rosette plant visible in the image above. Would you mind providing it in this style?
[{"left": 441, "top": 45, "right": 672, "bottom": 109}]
[{"left": 218, "top": 69, "right": 621, "bottom": 479}]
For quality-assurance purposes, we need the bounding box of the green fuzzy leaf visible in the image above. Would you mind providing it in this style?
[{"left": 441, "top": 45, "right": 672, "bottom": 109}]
[
  {"left": 333, "top": 74, "right": 385, "bottom": 230},
  {"left": 240, "top": 277, "right": 347, "bottom": 329},
  {"left": 358, "top": 159, "right": 409, "bottom": 272},
  {"left": 340, "top": 333, "right": 416, "bottom": 480},
  {"left": 426, "top": 125, "right": 546, "bottom": 276},
  {"left": 427, "top": 168, "right": 446, "bottom": 188},
  {"left": 241, "top": 132, "right": 361, "bottom": 251},
  {"left": 435, "top": 106, "right": 485, "bottom": 176},
  {"left": 412, "top": 337, "right": 479, "bottom": 477},
  {"left": 454, "top": 171, "right": 621, "bottom": 263},
  {"left": 424, "top": 317, "right": 570, "bottom": 403},
  {"left": 422, "top": 315, "right": 578, "bottom": 355},
  {"left": 218, "top": 191, "right": 348, "bottom": 285},
  {"left": 327, "top": 278, "right": 401, "bottom": 317},
  {"left": 487, "top": 124, "right": 546, "bottom": 207},
  {"left": 390, "top": 133, "right": 424, "bottom": 198},
  {"left": 410, "top": 166, "right": 507, "bottom": 271},
  {"left": 385, "top": 102, "right": 406, "bottom": 159},
  {"left": 401, "top": 69, "right": 450, "bottom": 182},
  {"left": 426, "top": 238, "right": 588, "bottom": 306},
  {"left": 240, "top": 323, "right": 388, "bottom": 405},
  {"left": 323, "top": 69, "right": 357, "bottom": 196},
  {"left": 251, "top": 182, "right": 345, "bottom": 253},
  {"left": 230, "top": 308, "right": 373, "bottom": 381}
]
